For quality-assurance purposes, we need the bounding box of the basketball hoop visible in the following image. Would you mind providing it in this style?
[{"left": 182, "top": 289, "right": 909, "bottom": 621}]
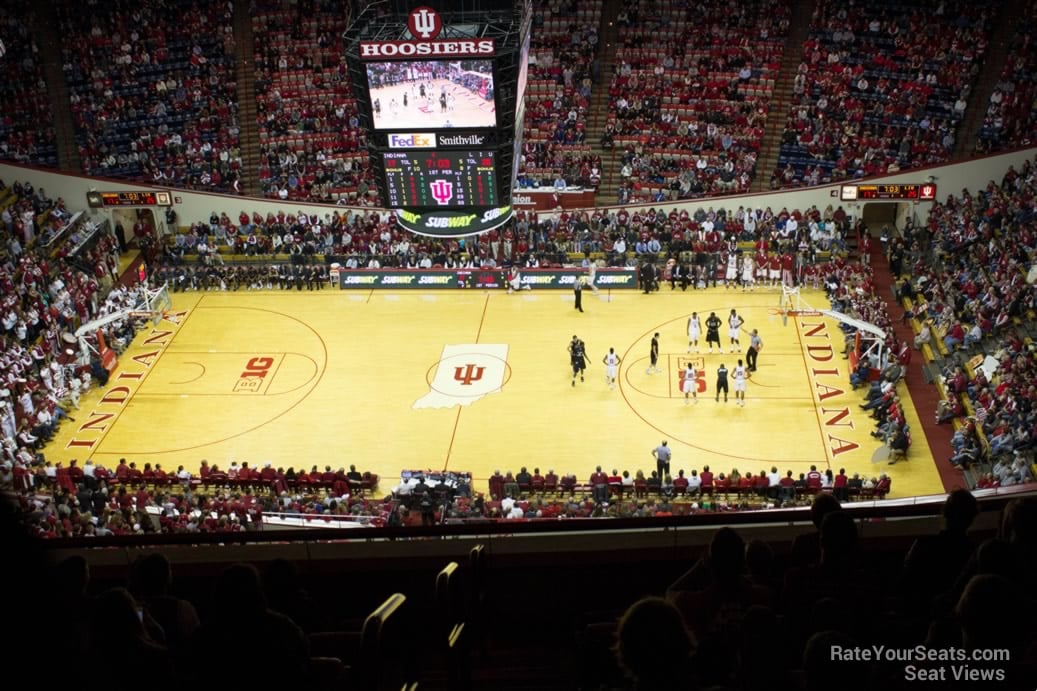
[
  {"left": 768, "top": 307, "right": 790, "bottom": 327},
  {"left": 768, "top": 307, "right": 824, "bottom": 327}
]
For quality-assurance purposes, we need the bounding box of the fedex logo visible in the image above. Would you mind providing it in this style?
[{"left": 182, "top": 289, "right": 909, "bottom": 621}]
[{"left": 388, "top": 133, "right": 436, "bottom": 149}]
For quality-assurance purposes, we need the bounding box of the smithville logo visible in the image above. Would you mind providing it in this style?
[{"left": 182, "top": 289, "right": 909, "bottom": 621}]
[
  {"left": 388, "top": 133, "right": 436, "bottom": 148},
  {"left": 408, "top": 6, "right": 442, "bottom": 39},
  {"left": 438, "top": 134, "right": 486, "bottom": 146},
  {"left": 430, "top": 179, "right": 454, "bottom": 205}
]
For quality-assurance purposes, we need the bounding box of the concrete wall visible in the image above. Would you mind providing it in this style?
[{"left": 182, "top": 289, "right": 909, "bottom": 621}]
[{"left": 4, "top": 147, "right": 1034, "bottom": 230}]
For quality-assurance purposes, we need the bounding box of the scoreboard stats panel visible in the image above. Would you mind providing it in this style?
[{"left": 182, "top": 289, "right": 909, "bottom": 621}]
[{"left": 382, "top": 150, "right": 498, "bottom": 208}]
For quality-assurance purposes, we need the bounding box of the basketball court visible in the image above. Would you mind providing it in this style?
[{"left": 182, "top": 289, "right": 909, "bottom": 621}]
[{"left": 46, "top": 285, "right": 944, "bottom": 498}]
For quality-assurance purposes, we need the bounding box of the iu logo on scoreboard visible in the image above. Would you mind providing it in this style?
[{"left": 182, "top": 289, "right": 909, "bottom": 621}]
[
  {"left": 408, "top": 6, "right": 443, "bottom": 40},
  {"left": 430, "top": 179, "right": 454, "bottom": 205}
]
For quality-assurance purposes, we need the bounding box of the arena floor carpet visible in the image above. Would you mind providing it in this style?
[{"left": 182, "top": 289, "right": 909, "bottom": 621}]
[{"left": 45, "top": 284, "right": 944, "bottom": 498}]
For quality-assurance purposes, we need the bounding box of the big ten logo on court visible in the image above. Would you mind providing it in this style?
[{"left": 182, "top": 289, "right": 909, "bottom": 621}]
[
  {"left": 234, "top": 357, "right": 275, "bottom": 393},
  {"left": 676, "top": 357, "right": 707, "bottom": 393}
]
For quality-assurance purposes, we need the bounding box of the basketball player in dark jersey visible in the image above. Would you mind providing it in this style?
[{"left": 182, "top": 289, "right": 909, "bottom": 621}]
[
  {"left": 705, "top": 312, "right": 722, "bottom": 354},
  {"left": 569, "top": 336, "right": 588, "bottom": 386},
  {"left": 715, "top": 363, "right": 729, "bottom": 402},
  {"left": 647, "top": 333, "right": 661, "bottom": 374}
]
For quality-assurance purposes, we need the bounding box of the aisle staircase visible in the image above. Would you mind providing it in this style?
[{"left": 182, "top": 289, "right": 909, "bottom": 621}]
[
  {"left": 952, "top": 0, "right": 1022, "bottom": 159},
  {"left": 583, "top": 0, "right": 623, "bottom": 205},
  {"left": 751, "top": 0, "right": 814, "bottom": 192},
  {"left": 33, "top": 1, "right": 80, "bottom": 173},
  {"left": 232, "top": 0, "right": 261, "bottom": 196}
]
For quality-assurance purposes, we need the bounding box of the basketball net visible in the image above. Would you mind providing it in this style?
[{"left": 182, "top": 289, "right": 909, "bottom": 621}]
[{"left": 769, "top": 285, "right": 821, "bottom": 326}]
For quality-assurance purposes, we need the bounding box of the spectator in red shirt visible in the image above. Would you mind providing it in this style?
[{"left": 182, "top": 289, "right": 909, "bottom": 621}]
[
  {"left": 833, "top": 468, "right": 849, "bottom": 501},
  {"left": 699, "top": 465, "right": 714, "bottom": 495},
  {"left": 805, "top": 465, "right": 822, "bottom": 490},
  {"left": 590, "top": 466, "right": 609, "bottom": 504},
  {"left": 779, "top": 470, "right": 796, "bottom": 503}
]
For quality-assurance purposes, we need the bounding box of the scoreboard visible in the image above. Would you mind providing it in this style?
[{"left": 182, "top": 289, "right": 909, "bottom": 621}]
[
  {"left": 840, "top": 183, "right": 937, "bottom": 202},
  {"left": 87, "top": 190, "right": 172, "bottom": 207},
  {"left": 345, "top": 3, "right": 528, "bottom": 237},
  {"left": 382, "top": 150, "right": 498, "bottom": 208}
]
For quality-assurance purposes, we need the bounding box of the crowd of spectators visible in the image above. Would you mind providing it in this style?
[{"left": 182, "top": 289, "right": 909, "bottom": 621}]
[
  {"left": 251, "top": 0, "right": 378, "bottom": 204},
  {"left": 3, "top": 452, "right": 899, "bottom": 538},
  {"left": 604, "top": 0, "right": 788, "bottom": 203},
  {"left": 607, "top": 493, "right": 1036, "bottom": 691},
  {"left": 773, "top": 0, "right": 990, "bottom": 188},
  {"left": 975, "top": 0, "right": 1037, "bottom": 153},
  {"left": 486, "top": 464, "right": 890, "bottom": 511},
  {"left": 522, "top": 0, "right": 600, "bottom": 149},
  {"left": 7, "top": 0, "right": 1037, "bottom": 207},
  {"left": 904, "top": 158, "right": 1037, "bottom": 481},
  {"left": 516, "top": 1, "right": 602, "bottom": 197},
  {"left": 5, "top": 485, "right": 1035, "bottom": 689},
  {"left": 151, "top": 200, "right": 870, "bottom": 283},
  {"left": 158, "top": 207, "right": 540, "bottom": 269},
  {"left": 1, "top": 180, "right": 137, "bottom": 490},
  {"left": 58, "top": 0, "right": 242, "bottom": 192},
  {"left": 0, "top": 0, "right": 57, "bottom": 167}
]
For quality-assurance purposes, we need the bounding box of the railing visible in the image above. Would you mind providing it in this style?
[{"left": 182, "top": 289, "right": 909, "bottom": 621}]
[{"left": 38, "top": 484, "right": 1036, "bottom": 550}]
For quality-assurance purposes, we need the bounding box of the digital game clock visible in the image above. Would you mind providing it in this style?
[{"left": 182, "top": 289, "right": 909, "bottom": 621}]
[
  {"left": 840, "top": 184, "right": 937, "bottom": 202},
  {"left": 87, "top": 190, "right": 173, "bottom": 208}
]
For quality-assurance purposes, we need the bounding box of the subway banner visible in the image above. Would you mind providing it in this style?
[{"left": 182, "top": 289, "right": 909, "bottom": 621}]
[{"left": 335, "top": 268, "right": 639, "bottom": 290}]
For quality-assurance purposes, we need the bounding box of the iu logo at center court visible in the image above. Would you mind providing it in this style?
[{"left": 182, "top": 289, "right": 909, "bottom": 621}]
[
  {"left": 414, "top": 344, "right": 510, "bottom": 409},
  {"left": 408, "top": 6, "right": 443, "bottom": 39},
  {"left": 454, "top": 364, "right": 484, "bottom": 385},
  {"left": 430, "top": 179, "right": 454, "bottom": 205}
]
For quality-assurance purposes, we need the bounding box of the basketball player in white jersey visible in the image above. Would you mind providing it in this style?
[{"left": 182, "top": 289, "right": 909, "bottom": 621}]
[
  {"left": 682, "top": 362, "right": 698, "bottom": 404},
  {"left": 741, "top": 254, "right": 754, "bottom": 291},
  {"left": 728, "top": 309, "right": 744, "bottom": 353},
  {"left": 733, "top": 359, "right": 748, "bottom": 406},
  {"left": 603, "top": 348, "right": 621, "bottom": 390},
  {"left": 725, "top": 252, "right": 738, "bottom": 289},
  {"left": 587, "top": 261, "right": 599, "bottom": 294},
  {"left": 687, "top": 311, "right": 702, "bottom": 353},
  {"left": 507, "top": 268, "right": 531, "bottom": 293}
]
